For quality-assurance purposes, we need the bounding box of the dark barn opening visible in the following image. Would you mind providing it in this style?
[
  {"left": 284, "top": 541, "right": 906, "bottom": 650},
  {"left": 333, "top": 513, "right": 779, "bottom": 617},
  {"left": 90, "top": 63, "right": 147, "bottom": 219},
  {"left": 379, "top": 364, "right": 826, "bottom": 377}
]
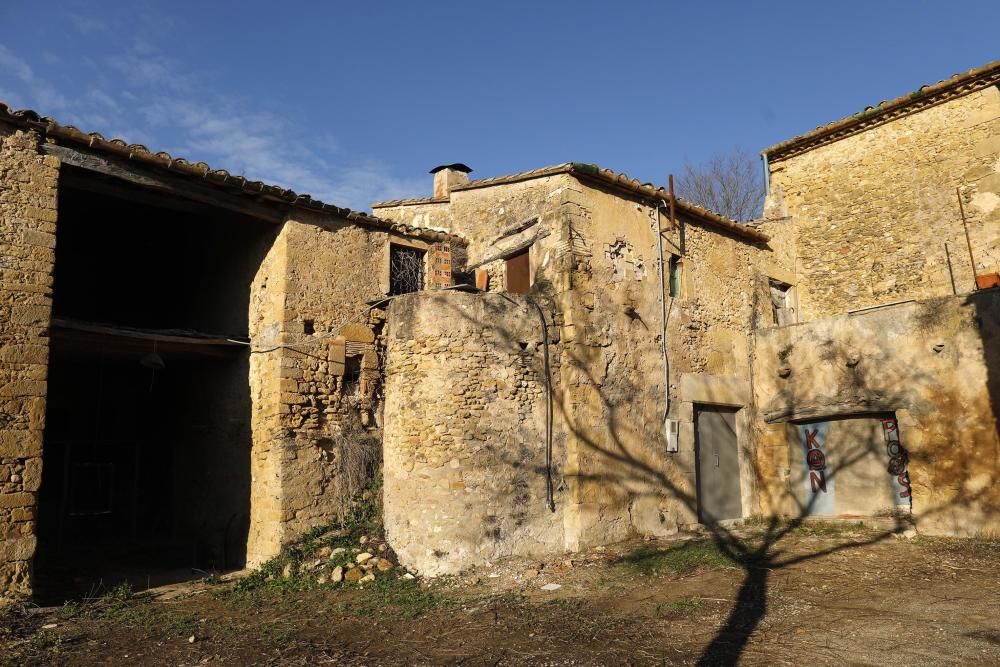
[{"left": 35, "top": 165, "right": 277, "bottom": 601}]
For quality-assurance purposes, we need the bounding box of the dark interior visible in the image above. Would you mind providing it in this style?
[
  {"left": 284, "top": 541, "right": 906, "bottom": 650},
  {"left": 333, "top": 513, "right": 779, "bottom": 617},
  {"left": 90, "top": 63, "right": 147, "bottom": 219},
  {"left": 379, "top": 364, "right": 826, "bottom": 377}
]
[{"left": 35, "top": 167, "right": 278, "bottom": 601}]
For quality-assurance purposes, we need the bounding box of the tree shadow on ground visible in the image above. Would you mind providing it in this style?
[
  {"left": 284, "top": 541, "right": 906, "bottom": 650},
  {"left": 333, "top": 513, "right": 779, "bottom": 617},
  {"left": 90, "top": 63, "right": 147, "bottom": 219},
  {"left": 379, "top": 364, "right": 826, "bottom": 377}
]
[{"left": 404, "top": 288, "right": 994, "bottom": 665}]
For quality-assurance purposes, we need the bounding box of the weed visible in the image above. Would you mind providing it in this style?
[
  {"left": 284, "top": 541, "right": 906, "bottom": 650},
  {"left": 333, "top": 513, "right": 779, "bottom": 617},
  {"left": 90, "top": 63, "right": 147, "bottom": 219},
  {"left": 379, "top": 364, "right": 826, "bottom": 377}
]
[
  {"left": 226, "top": 474, "right": 385, "bottom": 601},
  {"left": 656, "top": 597, "right": 704, "bottom": 616},
  {"left": 29, "top": 629, "right": 63, "bottom": 653},
  {"left": 793, "top": 521, "right": 866, "bottom": 537},
  {"left": 742, "top": 514, "right": 771, "bottom": 527},
  {"left": 615, "top": 539, "right": 740, "bottom": 576},
  {"left": 55, "top": 600, "right": 81, "bottom": 620}
]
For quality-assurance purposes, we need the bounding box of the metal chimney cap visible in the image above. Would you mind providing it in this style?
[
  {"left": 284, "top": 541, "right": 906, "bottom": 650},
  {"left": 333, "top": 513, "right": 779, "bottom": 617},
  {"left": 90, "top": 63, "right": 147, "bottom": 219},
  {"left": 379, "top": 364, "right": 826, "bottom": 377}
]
[{"left": 429, "top": 163, "right": 473, "bottom": 174}]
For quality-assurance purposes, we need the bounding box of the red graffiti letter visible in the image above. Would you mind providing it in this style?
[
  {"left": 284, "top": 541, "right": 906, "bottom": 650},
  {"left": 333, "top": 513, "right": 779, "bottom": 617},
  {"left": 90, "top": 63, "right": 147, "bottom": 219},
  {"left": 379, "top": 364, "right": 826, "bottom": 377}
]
[
  {"left": 810, "top": 470, "right": 828, "bottom": 493},
  {"left": 804, "top": 429, "right": 821, "bottom": 450}
]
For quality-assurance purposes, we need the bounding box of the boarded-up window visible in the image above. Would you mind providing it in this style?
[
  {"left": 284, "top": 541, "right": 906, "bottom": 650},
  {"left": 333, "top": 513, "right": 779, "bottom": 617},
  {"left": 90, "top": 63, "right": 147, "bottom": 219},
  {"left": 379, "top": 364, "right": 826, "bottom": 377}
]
[
  {"left": 506, "top": 249, "right": 530, "bottom": 294},
  {"left": 769, "top": 280, "right": 796, "bottom": 326},
  {"left": 668, "top": 255, "right": 682, "bottom": 298},
  {"left": 389, "top": 244, "right": 426, "bottom": 295}
]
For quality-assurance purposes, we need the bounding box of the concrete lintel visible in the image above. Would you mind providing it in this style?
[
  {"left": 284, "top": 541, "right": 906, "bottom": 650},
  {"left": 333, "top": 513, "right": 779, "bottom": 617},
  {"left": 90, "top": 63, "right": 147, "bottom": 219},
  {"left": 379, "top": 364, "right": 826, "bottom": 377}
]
[
  {"left": 763, "top": 401, "right": 898, "bottom": 424},
  {"left": 680, "top": 373, "right": 749, "bottom": 407}
]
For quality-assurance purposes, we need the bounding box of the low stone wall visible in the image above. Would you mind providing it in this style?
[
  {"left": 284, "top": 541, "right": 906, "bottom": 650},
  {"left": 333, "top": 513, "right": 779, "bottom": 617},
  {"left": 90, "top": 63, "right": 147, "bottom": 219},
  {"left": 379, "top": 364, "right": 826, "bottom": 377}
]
[
  {"left": 383, "top": 291, "right": 564, "bottom": 575},
  {"left": 0, "top": 127, "right": 57, "bottom": 600},
  {"left": 752, "top": 290, "right": 1000, "bottom": 535}
]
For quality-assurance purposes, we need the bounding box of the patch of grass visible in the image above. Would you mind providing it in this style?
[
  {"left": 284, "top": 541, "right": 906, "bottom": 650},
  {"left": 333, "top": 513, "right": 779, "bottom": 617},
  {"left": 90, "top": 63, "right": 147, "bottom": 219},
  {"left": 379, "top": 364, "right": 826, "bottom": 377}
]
[
  {"left": 657, "top": 596, "right": 704, "bottom": 616},
  {"left": 28, "top": 629, "right": 63, "bottom": 654},
  {"left": 55, "top": 601, "right": 81, "bottom": 620},
  {"left": 911, "top": 534, "right": 1000, "bottom": 556},
  {"left": 341, "top": 576, "right": 453, "bottom": 619},
  {"left": 793, "top": 521, "right": 866, "bottom": 537},
  {"left": 742, "top": 514, "right": 772, "bottom": 527},
  {"left": 259, "top": 619, "right": 297, "bottom": 645},
  {"left": 83, "top": 582, "right": 199, "bottom": 636},
  {"left": 615, "top": 539, "right": 740, "bottom": 576}
]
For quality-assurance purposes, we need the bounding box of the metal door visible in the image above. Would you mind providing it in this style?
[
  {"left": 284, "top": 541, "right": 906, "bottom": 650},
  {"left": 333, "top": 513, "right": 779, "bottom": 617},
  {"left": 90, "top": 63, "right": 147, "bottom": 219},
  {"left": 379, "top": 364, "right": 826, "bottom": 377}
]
[{"left": 695, "top": 406, "right": 742, "bottom": 522}]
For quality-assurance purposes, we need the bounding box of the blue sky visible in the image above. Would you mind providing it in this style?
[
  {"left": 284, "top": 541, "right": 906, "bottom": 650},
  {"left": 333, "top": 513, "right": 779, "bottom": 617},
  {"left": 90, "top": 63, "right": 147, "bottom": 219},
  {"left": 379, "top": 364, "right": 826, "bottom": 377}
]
[{"left": 1, "top": 1, "right": 997, "bottom": 211}]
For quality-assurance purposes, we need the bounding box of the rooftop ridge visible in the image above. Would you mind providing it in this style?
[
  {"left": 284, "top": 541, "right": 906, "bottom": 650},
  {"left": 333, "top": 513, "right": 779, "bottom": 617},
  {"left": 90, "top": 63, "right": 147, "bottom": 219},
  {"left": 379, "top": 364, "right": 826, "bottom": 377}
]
[{"left": 762, "top": 59, "right": 1000, "bottom": 162}]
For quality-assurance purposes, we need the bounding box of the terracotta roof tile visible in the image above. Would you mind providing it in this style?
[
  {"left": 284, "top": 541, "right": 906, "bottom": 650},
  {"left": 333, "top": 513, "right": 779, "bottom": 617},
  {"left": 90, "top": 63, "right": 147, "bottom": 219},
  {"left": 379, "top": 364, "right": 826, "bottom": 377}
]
[{"left": 763, "top": 59, "right": 1000, "bottom": 162}]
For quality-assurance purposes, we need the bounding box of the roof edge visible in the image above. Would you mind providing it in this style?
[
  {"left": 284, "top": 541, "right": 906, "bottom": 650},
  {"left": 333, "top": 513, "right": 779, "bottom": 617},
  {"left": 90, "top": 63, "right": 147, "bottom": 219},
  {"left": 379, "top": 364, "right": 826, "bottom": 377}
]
[
  {"left": 763, "top": 59, "right": 1000, "bottom": 163},
  {"left": 374, "top": 162, "right": 768, "bottom": 243},
  {"left": 0, "top": 102, "right": 466, "bottom": 246}
]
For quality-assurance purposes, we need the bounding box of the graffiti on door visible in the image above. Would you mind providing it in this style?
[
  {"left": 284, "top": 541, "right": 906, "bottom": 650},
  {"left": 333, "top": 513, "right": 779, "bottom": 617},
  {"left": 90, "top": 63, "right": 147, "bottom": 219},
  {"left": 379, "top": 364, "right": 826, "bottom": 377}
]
[
  {"left": 880, "top": 418, "right": 912, "bottom": 507},
  {"left": 797, "top": 422, "right": 835, "bottom": 514}
]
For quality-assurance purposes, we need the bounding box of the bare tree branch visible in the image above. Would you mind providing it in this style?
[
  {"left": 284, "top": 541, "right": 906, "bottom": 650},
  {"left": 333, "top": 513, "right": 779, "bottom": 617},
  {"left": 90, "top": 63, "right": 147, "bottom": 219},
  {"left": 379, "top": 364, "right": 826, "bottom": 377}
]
[{"left": 675, "top": 146, "right": 764, "bottom": 222}]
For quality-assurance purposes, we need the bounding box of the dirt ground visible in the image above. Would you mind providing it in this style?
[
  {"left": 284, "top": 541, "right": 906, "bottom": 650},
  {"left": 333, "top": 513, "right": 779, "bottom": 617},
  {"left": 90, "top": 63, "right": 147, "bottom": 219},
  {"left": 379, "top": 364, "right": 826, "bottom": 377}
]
[{"left": 3, "top": 524, "right": 1000, "bottom": 666}]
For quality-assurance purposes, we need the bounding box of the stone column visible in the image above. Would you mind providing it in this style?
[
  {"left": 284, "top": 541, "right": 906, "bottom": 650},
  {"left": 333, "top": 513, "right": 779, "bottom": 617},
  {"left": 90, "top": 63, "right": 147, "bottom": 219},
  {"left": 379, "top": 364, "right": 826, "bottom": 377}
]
[{"left": 0, "top": 127, "right": 58, "bottom": 600}]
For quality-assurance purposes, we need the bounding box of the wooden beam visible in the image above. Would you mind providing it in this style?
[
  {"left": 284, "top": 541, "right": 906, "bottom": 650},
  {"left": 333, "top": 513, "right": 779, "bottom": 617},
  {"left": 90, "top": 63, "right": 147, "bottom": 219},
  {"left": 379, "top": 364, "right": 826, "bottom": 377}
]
[
  {"left": 42, "top": 143, "right": 286, "bottom": 224},
  {"left": 51, "top": 317, "right": 248, "bottom": 346}
]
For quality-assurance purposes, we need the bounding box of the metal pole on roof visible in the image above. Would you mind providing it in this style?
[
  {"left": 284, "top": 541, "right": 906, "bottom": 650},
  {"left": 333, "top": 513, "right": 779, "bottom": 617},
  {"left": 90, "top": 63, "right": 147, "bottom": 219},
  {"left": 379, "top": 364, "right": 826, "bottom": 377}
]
[
  {"left": 956, "top": 187, "right": 978, "bottom": 290},
  {"left": 668, "top": 174, "right": 677, "bottom": 230}
]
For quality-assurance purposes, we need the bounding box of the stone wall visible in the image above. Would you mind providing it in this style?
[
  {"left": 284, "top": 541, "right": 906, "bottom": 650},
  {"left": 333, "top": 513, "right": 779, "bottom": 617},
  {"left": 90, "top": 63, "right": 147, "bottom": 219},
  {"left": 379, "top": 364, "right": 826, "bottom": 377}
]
[
  {"left": 383, "top": 291, "right": 563, "bottom": 575},
  {"left": 247, "top": 216, "right": 385, "bottom": 565},
  {"left": 0, "top": 125, "right": 57, "bottom": 600},
  {"left": 752, "top": 291, "right": 1000, "bottom": 535},
  {"left": 767, "top": 86, "right": 1000, "bottom": 320},
  {"left": 246, "top": 213, "right": 456, "bottom": 566}
]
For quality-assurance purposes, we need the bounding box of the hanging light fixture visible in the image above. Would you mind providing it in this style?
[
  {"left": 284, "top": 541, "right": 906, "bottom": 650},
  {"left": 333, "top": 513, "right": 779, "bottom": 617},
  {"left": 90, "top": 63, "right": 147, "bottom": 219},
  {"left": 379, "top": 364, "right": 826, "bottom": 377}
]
[{"left": 139, "top": 341, "right": 165, "bottom": 391}]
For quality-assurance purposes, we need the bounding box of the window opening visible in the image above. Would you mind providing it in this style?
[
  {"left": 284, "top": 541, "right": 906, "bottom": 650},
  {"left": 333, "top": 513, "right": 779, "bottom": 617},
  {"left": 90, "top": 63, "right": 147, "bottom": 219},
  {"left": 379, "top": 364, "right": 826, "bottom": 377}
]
[
  {"left": 505, "top": 248, "right": 531, "bottom": 294},
  {"left": 668, "top": 255, "right": 682, "bottom": 298},
  {"left": 769, "top": 279, "right": 796, "bottom": 325},
  {"left": 389, "top": 245, "right": 426, "bottom": 295}
]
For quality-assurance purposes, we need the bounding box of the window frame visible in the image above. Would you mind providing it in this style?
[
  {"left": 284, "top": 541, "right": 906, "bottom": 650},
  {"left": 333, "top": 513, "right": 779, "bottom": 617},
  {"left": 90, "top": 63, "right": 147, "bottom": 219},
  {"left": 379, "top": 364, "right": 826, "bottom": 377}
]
[{"left": 388, "top": 242, "right": 428, "bottom": 296}]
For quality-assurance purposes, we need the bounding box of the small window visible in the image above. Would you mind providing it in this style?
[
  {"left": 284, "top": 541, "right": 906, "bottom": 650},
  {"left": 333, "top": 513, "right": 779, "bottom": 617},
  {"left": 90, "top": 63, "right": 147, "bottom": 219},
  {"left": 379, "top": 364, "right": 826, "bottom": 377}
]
[
  {"left": 668, "top": 255, "right": 682, "bottom": 298},
  {"left": 505, "top": 248, "right": 530, "bottom": 294},
  {"left": 769, "top": 280, "right": 796, "bottom": 325},
  {"left": 389, "top": 244, "right": 426, "bottom": 295}
]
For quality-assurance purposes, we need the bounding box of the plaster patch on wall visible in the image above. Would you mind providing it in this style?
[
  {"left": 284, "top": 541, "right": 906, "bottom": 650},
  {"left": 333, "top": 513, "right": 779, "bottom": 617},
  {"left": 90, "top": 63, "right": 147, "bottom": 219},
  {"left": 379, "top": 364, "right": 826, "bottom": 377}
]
[
  {"left": 605, "top": 238, "right": 645, "bottom": 282},
  {"left": 971, "top": 191, "right": 1000, "bottom": 215}
]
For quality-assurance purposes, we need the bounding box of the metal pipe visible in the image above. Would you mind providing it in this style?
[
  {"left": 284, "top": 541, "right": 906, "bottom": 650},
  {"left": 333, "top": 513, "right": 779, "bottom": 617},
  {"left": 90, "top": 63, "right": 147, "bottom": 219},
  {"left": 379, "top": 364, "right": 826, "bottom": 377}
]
[
  {"left": 944, "top": 243, "right": 958, "bottom": 295},
  {"left": 528, "top": 297, "right": 555, "bottom": 512},
  {"left": 957, "top": 186, "right": 978, "bottom": 289},
  {"left": 762, "top": 152, "right": 771, "bottom": 195},
  {"left": 654, "top": 199, "right": 672, "bottom": 435}
]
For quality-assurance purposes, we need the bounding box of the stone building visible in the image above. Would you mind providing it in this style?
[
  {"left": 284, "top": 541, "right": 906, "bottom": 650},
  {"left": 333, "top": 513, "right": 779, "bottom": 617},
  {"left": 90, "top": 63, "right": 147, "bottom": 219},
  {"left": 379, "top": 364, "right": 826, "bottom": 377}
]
[
  {"left": 3, "top": 56, "right": 1000, "bottom": 601},
  {"left": 373, "top": 164, "right": 783, "bottom": 574},
  {"left": 754, "top": 58, "right": 1000, "bottom": 536},
  {"left": 0, "top": 103, "right": 460, "bottom": 599}
]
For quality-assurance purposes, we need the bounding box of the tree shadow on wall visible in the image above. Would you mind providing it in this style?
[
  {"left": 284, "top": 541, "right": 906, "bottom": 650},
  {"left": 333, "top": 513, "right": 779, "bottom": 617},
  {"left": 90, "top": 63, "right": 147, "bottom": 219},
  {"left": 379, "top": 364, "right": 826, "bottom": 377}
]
[{"left": 426, "top": 289, "right": 995, "bottom": 665}]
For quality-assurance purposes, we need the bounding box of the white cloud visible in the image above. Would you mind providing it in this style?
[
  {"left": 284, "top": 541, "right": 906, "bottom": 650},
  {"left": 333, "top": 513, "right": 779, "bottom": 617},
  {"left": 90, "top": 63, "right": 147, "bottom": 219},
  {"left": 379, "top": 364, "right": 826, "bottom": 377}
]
[
  {"left": 0, "top": 44, "right": 67, "bottom": 110},
  {"left": 1, "top": 29, "right": 422, "bottom": 211}
]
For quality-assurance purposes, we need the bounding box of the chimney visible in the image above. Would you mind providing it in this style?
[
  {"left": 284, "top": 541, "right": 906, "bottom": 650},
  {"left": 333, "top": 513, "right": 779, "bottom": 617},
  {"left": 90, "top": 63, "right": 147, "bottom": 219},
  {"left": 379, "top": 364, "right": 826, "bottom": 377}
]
[{"left": 430, "top": 163, "right": 472, "bottom": 199}]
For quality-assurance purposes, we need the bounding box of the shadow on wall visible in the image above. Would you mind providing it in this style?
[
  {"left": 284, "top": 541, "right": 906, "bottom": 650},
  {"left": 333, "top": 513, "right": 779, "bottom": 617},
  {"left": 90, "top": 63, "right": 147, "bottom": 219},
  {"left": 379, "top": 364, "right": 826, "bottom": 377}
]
[{"left": 387, "top": 285, "right": 998, "bottom": 665}]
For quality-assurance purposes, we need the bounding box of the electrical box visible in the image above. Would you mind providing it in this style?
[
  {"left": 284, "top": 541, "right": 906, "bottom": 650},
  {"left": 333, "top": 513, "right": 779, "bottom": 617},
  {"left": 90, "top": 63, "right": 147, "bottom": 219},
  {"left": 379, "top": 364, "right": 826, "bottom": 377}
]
[{"left": 665, "top": 419, "right": 680, "bottom": 453}]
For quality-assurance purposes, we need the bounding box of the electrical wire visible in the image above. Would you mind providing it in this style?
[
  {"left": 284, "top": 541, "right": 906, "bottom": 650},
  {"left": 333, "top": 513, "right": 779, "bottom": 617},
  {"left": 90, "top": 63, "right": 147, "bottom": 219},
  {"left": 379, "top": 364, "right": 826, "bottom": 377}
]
[{"left": 527, "top": 297, "right": 556, "bottom": 513}]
